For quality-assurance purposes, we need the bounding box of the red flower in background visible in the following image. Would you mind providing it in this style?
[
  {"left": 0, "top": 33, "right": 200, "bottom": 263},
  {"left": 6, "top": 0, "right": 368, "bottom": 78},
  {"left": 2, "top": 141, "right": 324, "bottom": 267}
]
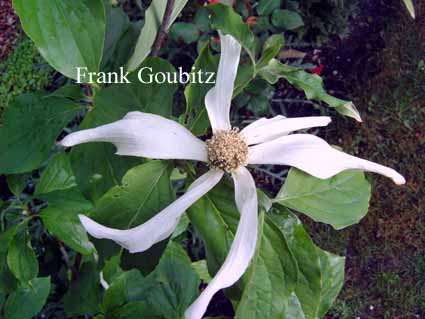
[
  {"left": 311, "top": 64, "right": 324, "bottom": 75},
  {"left": 246, "top": 16, "right": 257, "bottom": 26},
  {"left": 208, "top": 0, "right": 220, "bottom": 3},
  {"left": 244, "top": 1, "right": 251, "bottom": 11}
]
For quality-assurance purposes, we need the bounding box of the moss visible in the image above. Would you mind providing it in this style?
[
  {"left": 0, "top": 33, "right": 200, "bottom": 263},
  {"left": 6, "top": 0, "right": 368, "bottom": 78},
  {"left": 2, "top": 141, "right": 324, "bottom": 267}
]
[{"left": 0, "top": 36, "right": 54, "bottom": 112}]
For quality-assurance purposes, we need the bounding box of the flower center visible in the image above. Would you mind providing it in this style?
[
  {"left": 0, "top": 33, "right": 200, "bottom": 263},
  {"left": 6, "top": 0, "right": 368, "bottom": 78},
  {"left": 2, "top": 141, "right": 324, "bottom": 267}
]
[{"left": 206, "top": 128, "right": 248, "bottom": 172}]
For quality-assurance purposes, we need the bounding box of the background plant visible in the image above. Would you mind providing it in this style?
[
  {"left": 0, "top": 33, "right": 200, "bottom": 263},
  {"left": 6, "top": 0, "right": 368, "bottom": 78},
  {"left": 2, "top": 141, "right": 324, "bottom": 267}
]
[{"left": 0, "top": 37, "right": 54, "bottom": 115}]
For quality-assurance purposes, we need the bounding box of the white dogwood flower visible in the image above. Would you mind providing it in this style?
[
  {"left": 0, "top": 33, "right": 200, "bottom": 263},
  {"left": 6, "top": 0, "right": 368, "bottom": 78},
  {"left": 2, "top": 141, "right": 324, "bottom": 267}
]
[{"left": 60, "top": 34, "right": 405, "bottom": 319}]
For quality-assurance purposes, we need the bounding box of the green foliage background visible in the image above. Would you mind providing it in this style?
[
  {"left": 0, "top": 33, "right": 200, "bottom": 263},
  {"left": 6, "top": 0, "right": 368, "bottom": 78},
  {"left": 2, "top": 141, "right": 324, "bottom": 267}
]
[{"left": 0, "top": 37, "right": 54, "bottom": 113}]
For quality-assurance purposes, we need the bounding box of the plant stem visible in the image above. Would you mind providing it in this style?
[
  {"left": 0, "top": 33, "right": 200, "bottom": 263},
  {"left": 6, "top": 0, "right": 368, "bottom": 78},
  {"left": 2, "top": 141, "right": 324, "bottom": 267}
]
[
  {"left": 57, "top": 240, "right": 71, "bottom": 268},
  {"left": 71, "top": 253, "right": 82, "bottom": 281},
  {"left": 151, "top": 0, "right": 175, "bottom": 57}
]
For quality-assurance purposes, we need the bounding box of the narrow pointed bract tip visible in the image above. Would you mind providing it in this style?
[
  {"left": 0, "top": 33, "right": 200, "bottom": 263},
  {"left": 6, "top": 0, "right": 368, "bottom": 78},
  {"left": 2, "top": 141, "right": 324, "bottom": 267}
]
[
  {"left": 78, "top": 214, "right": 89, "bottom": 225},
  {"left": 393, "top": 174, "right": 406, "bottom": 185},
  {"left": 57, "top": 136, "right": 72, "bottom": 147},
  {"left": 78, "top": 214, "right": 98, "bottom": 233},
  {"left": 354, "top": 114, "right": 363, "bottom": 123},
  {"left": 55, "top": 140, "right": 65, "bottom": 147}
]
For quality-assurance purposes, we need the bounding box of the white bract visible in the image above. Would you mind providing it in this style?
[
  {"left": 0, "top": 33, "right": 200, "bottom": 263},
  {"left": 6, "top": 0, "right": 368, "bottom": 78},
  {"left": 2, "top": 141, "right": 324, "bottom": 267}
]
[{"left": 60, "top": 34, "right": 405, "bottom": 319}]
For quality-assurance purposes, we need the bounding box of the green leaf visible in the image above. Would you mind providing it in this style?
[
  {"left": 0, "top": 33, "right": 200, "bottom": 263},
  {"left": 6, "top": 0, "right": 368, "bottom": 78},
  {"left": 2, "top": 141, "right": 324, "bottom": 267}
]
[
  {"left": 0, "top": 93, "right": 82, "bottom": 174},
  {"left": 47, "top": 84, "right": 85, "bottom": 101},
  {"left": 257, "top": 0, "right": 281, "bottom": 15},
  {"left": 70, "top": 143, "right": 140, "bottom": 204},
  {"left": 6, "top": 173, "right": 30, "bottom": 196},
  {"left": 271, "top": 210, "right": 321, "bottom": 318},
  {"left": 0, "top": 226, "right": 17, "bottom": 260},
  {"left": 185, "top": 43, "right": 219, "bottom": 135},
  {"left": 13, "top": 0, "right": 106, "bottom": 80},
  {"left": 275, "top": 168, "right": 371, "bottom": 229},
  {"left": 143, "top": 242, "right": 200, "bottom": 318},
  {"left": 271, "top": 9, "right": 304, "bottom": 30},
  {"left": 402, "top": 0, "right": 415, "bottom": 18},
  {"left": 170, "top": 22, "right": 200, "bottom": 44},
  {"left": 90, "top": 160, "right": 173, "bottom": 231},
  {"left": 247, "top": 95, "right": 270, "bottom": 116},
  {"left": 88, "top": 161, "right": 175, "bottom": 272},
  {"left": 102, "top": 256, "right": 123, "bottom": 284},
  {"left": 7, "top": 223, "right": 38, "bottom": 284},
  {"left": 207, "top": 3, "right": 257, "bottom": 65},
  {"left": 42, "top": 207, "right": 94, "bottom": 254},
  {"left": 34, "top": 153, "right": 76, "bottom": 196},
  {"left": 235, "top": 212, "right": 298, "bottom": 318},
  {"left": 187, "top": 183, "right": 237, "bottom": 282},
  {"left": 172, "top": 214, "right": 190, "bottom": 239},
  {"left": 191, "top": 260, "right": 212, "bottom": 283},
  {"left": 63, "top": 262, "right": 100, "bottom": 316},
  {"left": 316, "top": 248, "right": 345, "bottom": 317},
  {"left": 259, "top": 59, "right": 362, "bottom": 121},
  {"left": 38, "top": 187, "right": 93, "bottom": 208},
  {"left": 282, "top": 293, "right": 306, "bottom": 319},
  {"left": 4, "top": 277, "right": 51, "bottom": 319},
  {"left": 0, "top": 264, "right": 18, "bottom": 294},
  {"left": 104, "top": 243, "right": 200, "bottom": 318},
  {"left": 118, "top": 58, "right": 178, "bottom": 118},
  {"left": 255, "top": 16, "right": 273, "bottom": 32},
  {"left": 190, "top": 186, "right": 344, "bottom": 319},
  {"left": 257, "top": 34, "right": 284, "bottom": 70},
  {"left": 101, "top": 5, "right": 141, "bottom": 73},
  {"left": 188, "top": 181, "right": 298, "bottom": 306},
  {"left": 103, "top": 269, "right": 144, "bottom": 313},
  {"left": 70, "top": 58, "right": 176, "bottom": 202},
  {"left": 35, "top": 170, "right": 91, "bottom": 266},
  {"left": 126, "top": 0, "right": 188, "bottom": 71},
  {"left": 194, "top": 7, "right": 210, "bottom": 32},
  {"left": 271, "top": 209, "right": 345, "bottom": 319},
  {"left": 40, "top": 188, "right": 94, "bottom": 255},
  {"left": 109, "top": 301, "right": 162, "bottom": 319},
  {"left": 245, "top": 78, "right": 273, "bottom": 95},
  {"left": 0, "top": 292, "right": 5, "bottom": 313},
  {"left": 0, "top": 227, "right": 18, "bottom": 293}
]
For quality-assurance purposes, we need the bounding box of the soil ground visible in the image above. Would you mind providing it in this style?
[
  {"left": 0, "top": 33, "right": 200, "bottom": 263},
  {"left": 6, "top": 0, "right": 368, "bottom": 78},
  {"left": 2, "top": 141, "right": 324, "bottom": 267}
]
[
  {"left": 0, "top": 0, "right": 20, "bottom": 60},
  {"left": 306, "top": 1, "right": 425, "bottom": 318}
]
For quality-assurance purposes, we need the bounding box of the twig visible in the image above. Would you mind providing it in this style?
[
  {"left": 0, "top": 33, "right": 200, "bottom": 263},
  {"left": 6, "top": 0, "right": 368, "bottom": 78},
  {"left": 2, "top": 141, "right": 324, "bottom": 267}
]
[
  {"left": 272, "top": 98, "right": 314, "bottom": 104},
  {"left": 57, "top": 240, "right": 71, "bottom": 268},
  {"left": 151, "top": 0, "right": 175, "bottom": 57},
  {"left": 252, "top": 166, "right": 287, "bottom": 183},
  {"left": 71, "top": 253, "right": 82, "bottom": 281}
]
